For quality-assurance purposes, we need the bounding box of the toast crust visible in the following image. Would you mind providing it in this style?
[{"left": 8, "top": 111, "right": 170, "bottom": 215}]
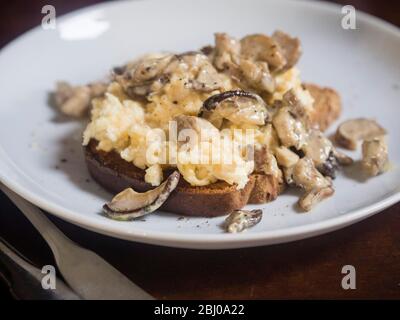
[
  {"left": 85, "top": 140, "right": 281, "bottom": 217},
  {"left": 84, "top": 84, "right": 340, "bottom": 217}
]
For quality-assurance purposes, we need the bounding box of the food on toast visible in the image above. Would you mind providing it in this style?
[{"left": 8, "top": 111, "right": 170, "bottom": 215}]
[
  {"left": 103, "top": 171, "right": 180, "bottom": 221},
  {"left": 85, "top": 139, "right": 282, "bottom": 216},
  {"left": 53, "top": 30, "right": 389, "bottom": 225}
]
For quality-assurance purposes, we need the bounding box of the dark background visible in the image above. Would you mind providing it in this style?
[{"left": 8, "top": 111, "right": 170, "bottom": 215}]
[
  {"left": 1, "top": 0, "right": 400, "bottom": 48},
  {"left": 0, "top": 0, "right": 399, "bottom": 300}
]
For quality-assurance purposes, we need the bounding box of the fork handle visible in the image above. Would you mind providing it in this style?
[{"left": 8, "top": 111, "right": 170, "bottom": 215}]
[
  {"left": 0, "top": 240, "right": 80, "bottom": 300},
  {"left": 0, "top": 184, "right": 74, "bottom": 263}
]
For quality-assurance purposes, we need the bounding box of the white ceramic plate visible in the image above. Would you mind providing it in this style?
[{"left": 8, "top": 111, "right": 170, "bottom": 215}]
[{"left": 0, "top": 0, "right": 399, "bottom": 249}]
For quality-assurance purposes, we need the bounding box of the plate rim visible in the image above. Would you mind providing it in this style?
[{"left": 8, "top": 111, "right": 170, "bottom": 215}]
[{"left": 0, "top": 0, "right": 399, "bottom": 249}]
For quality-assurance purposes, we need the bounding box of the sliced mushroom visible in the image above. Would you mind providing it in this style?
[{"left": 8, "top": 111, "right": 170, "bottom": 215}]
[
  {"left": 202, "top": 90, "right": 257, "bottom": 111},
  {"left": 299, "top": 187, "right": 334, "bottom": 212},
  {"left": 272, "top": 107, "right": 307, "bottom": 149},
  {"left": 240, "top": 34, "right": 287, "bottom": 72},
  {"left": 112, "top": 65, "right": 126, "bottom": 76},
  {"left": 302, "top": 130, "right": 333, "bottom": 166},
  {"left": 174, "top": 52, "right": 226, "bottom": 93},
  {"left": 128, "top": 75, "right": 170, "bottom": 97},
  {"left": 113, "top": 54, "right": 173, "bottom": 97},
  {"left": 265, "top": 153, "right": 283, "bottom": 181},
  {"left": 283, "top": 166, "right": 295, "bottom": 186},
  {"left": 335, "top": 118, "right": 387, "bottom": 150},
  {"left": 361, "top": 136, "right": 389, "bottom": 177},
  {"left": 54, "top": 81, "right": 107, "bottom": 117},
  {"left": 175, "top": 51, "right": 202, "bottom": 59},
  {"left": 192, "top": 62, "right": 224, "bottom": 92},
  {"left": 113, "top": 74, "right": 146, "bottom": 97},
  {"left": 215, "top": 97, "right": 268, "bottom": 126},
  {"left": 317, "top": 151, "right": 338, "bottom": 179},
  {"left": 292, "top": 157, "right": 333, "bottom": 211},
  {"left": 200, "top": 45, "right": 214, "bottom": 57},
  {"left": 271, "top": 30, "right": 302, "bottom": 71},
  {"left": 54, "top": 82, "right": 90, "bottom": 117},
  {"left": 175, "top": 51, "right": 211, "bottom": 67},
  {"left": 213, "top": 33, "right": 241, "bottom": 71},
  {"left": 103, "top": 171, "right": 180, "bottom": 221},
  {"left": 174, "top": 114, "right": 219, "bottom": 148},
  {"left": 239, "top": 59, "right": 276, "bottom": 93},
  {"left": 175, "top": 114, "right": 219, "bottom": 136},
  {"left": 115, "top": 52, "right": 225, "bottom": 97},
  {"left": 198, "top": 109, "right": 224, "bottom": 129},
  {"left": 293, "top": 157, "right": 331, "bottom": 190},
  {"left": 274, "top": 146, "right": 300, "bottom": 168},
  {"left": 225, "top": 209, "right": 263, "bottom": 233},
  {"left": 89, "top": 82, "right": 108, "bottom": 97},
  {"left": 282, "top": 89, "right": 308, "bottom": 121},
  {"left": 254, "top": 147, "right": 283, "bottom": 180},
  {"left": 332, "top": 148, "right": 353, "bottom": 166},
  {"left": 200, "top": 90, "right": 269, "bottom": 125},
  {"left": 301, "top": 129, "right": 353, "bottom": 179},
  {"left": 130, "top": 55, "right": 173, "bottom": 83}
]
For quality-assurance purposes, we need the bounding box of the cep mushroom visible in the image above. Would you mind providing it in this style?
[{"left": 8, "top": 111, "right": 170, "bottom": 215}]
[
  {"left": 299, "top": 187, "right": 335, "bottom": 212},
  {"left": 213, "top": 33, "right": 241, "bottom": 71},
  {"left": 274, "top": 146, "right": 300, "bottom": 168},
  {"left": 225, "top": 209, "right": 263, "bottom": 233},
  {"left": 271, "top": 30, "right": 302, "bottom": 72},
  {"left": 302, "top": 130, "right": 332, "bottom": 166},
  {"left": 281, "top": 89, "right": 308, "bottom": 121},
  {"left": 192, "top": 60, "right": 224, "bottom": 93},
  {"left": 174, "top": 52, "right": 226, "bottom": 93},
  {"left": 302, "top": 129, "right": 353, "bottom": 179},
  {"left": 240, "top": 34, "right": 287, "bottom": 72},
  {"left": 200, "top": 90, "right": 270, "bottom": 126},
  {"left": 335, "top": 118, "right": 386, "bottom": 150},
  {"left": 283, "top": 166, "right": 296, "bottom": 186},
  {"left": 174, "top": 114, "right": 220, "bottom": 146},
  {"left": 272, "top": 107, "right": 307, "bottom": 150},
  {"left": 316, "top": 152, "right": 339, "bottom": 179},
  {"left": 292, "top": 157, "right": 334, "bottom": 211},
  {"left": 103, "top": 171, "right": 180, "bottom": 221},
  {"left": 114, "top": 54, "right": 173, "bottom": 97},
  {"left": 131, "top": 55, "right": 173, "bottom": 83},
  {"left": 239, "top": 59, "right": 276, "bottom": 93},
  {"left": 332, "top": 148, "right": 354, "bottom": 166},
  {"left": 361, "top": 136, "right": 389, "bottom": 177},
  {"left": 54, "top": 81, "right": 107, "bottom": 118}
]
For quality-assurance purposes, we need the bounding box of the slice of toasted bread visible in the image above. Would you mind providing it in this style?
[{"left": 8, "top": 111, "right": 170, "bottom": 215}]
[
  {"left": 305, "top": 83, "right": 341, "bottom": 131},
  {"left": 85, "top": 140, "right": 282, "bottom": 217},
  {"left": 84, "top": 84, "right": 340, "bottom": 217}
]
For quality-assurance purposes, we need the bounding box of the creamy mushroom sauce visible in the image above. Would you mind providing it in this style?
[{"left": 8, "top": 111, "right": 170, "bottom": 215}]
[
  {"left": 76, "top": 31, "right": 386, "bottom": 213},
  {"left": 82, "top": 32, "right": 315, "bottom": 190}
]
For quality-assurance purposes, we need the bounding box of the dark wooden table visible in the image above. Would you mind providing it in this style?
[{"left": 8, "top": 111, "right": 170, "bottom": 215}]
[{"left": 0, "top": 0, "right": 399, "bottom": 300}]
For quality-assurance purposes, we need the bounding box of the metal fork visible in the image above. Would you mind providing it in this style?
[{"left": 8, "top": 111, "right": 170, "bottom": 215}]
[
  {"left": 0, "top": 236, "right": 80, "bottom": 300},
  {"left": 0, "top": 183, "right": 154, "bottom": 300}
]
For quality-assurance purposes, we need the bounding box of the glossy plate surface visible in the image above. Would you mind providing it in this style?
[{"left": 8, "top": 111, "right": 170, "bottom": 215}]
[{"left": 0, "top": 0, "right": 399, "bottom": 249}]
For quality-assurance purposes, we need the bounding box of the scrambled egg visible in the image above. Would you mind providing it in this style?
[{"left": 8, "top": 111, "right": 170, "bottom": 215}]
[{"left": 83, "top": 57, "right": 313, "bottom": 189}]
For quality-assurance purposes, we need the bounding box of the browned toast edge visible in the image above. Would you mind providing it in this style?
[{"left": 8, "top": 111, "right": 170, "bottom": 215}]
[
  {"left": 84, "top": 84, "right": 340, "bottom": 217},
  {"left": 85, "top": 140, "right": 280, "bottom": 217}
]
